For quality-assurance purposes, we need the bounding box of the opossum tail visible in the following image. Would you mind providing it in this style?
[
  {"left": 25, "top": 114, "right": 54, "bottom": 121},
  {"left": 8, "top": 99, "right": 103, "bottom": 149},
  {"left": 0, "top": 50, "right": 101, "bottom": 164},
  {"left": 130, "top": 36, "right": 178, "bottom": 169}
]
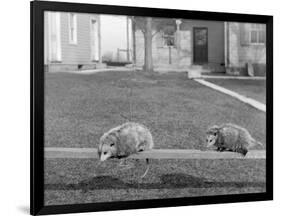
[
  {"left": 249, "top": 138, "right": 264, "bottom": 148},
  {"left": 140, "top": 158, "right": 150, "bottom": 178},
  {"left": 255, "top": 140, "right": 263, "bottom": 146}
]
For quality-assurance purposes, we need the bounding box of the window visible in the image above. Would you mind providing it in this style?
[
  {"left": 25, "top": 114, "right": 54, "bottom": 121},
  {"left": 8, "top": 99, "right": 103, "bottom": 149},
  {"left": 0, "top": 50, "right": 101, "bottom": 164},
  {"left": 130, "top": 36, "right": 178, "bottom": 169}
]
[
  {"left": 162, "top": 32, "right": 175, "bottom": 47},
  {"left": 69, "top": 13, "right": 77, "bottom": 44},
  {"left": 160, "top": 25, "right": 176, "bottom": 47},
  {"left": 250, "top": 24, "right": 265, "bottom": 44}
]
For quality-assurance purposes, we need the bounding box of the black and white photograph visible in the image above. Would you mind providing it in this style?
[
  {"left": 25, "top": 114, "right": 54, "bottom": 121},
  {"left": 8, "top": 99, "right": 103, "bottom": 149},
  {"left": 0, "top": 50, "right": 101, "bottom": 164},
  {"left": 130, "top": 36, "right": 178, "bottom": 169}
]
[
  {"left": 1, "top": 0, "right": 280, "bottom": 215},
  {"left": 43, "top": 10, "right": 268, "bottom": 207}
]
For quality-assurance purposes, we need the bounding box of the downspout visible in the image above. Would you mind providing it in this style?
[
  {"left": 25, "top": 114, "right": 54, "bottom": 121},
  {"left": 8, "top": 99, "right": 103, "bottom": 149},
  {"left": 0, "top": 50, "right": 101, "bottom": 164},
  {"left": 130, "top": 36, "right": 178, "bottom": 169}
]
[
  {"left": 175, "top": 19, "right": 182, "bottom": 66},
  {"left": 126, "top": 16, "right": 130, "bottom": 62}
]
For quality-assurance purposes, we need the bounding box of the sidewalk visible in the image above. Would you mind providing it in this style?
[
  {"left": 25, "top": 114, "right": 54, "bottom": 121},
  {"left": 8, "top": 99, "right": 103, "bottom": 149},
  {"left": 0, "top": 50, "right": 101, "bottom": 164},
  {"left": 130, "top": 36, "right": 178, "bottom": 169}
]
[
  {"left": 68, "top": 67, "right": 135, "bottom": 74},
  {"left": 195, "top": 79, "right": 266, "bottom": 112},
  {"left": 201, "top": 75, "right": 266, "bottom": 80}
]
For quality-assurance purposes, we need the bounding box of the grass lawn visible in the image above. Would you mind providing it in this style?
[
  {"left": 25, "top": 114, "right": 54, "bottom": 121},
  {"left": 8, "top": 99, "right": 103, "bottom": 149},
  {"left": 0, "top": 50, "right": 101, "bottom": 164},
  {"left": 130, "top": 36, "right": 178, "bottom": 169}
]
[
  {"left": 45, "top": 158, "right": 265, "bottom": 205},
  {"left": 45, "top": 71, "right": 266, "bottom": 205},
  {"left": 205, "top": 79, "right": 266, "bottom": 104}
]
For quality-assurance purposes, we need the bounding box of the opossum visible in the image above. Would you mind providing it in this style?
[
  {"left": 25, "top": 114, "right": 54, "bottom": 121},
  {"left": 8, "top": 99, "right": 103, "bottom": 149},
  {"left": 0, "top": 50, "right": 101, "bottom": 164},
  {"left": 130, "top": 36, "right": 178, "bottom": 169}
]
[
  {"left": 206, "top": 123, "right": 263, "bottom": 156},
  {"left": 98, "top": 122, "right": 154, "bottom": 177}
]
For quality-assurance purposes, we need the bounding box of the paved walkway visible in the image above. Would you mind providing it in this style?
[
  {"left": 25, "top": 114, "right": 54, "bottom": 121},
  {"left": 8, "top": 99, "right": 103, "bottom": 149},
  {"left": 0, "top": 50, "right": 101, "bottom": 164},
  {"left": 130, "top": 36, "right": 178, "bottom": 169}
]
[
  {"left": 201, "top": 75, "right": 266, "bottom": 80},
  {"left": 68, "top": 67, "right": 188, "bottom": 74},
  {"left": 195, "top": 79, "right": 266, "bottom": 112},
  {"left": 68, "top": 67, "right": 135, "bottom": 74}
]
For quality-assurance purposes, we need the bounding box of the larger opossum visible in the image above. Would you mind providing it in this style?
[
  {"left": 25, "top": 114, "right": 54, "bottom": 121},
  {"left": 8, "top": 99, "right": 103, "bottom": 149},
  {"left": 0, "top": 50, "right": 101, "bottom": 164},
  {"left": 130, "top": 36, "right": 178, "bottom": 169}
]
[
  {"left": 98, "top": 122, "right": 154, "bottom": 178},
  {"left": 206, "top": 123, "right": 263, "bottom": 156}
]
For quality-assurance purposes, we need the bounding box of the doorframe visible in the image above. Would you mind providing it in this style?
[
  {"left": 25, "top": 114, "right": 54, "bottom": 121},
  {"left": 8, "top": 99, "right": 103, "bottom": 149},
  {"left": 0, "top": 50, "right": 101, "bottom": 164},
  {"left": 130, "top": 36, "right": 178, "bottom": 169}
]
[{"left": 193, "top": 27, "right": 208, "bottom": 64}]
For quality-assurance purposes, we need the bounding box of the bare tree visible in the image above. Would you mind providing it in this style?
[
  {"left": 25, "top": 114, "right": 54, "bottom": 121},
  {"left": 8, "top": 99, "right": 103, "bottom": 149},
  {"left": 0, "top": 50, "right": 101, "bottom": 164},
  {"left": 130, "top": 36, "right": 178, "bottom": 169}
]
[
  {"left": 131, "top": 17, "right": 176, "bottom": 73},
  {"left": 143, "top": 17, "right": 153, "bottom": 72}
]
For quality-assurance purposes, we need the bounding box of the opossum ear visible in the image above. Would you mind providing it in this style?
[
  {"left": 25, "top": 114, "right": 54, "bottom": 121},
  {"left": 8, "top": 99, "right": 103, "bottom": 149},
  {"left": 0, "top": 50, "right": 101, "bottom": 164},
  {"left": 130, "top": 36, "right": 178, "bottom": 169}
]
[
  {"left": 110, "top": 143, "right": 115, "bottom": 147},
  {"left": 207, "top": 125, "right": 219, "bottom": 134},
  {"left": 110, "top": 131, "right": 120, "bottom": 144},
  {"left": 210, "top": 125, "right": 219, "bottom": 130}
]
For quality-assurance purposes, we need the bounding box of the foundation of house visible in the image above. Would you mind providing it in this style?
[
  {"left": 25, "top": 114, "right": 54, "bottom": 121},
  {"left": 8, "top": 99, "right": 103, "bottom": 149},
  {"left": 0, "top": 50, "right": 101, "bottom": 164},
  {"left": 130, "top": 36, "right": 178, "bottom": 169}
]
[{"left": 45, "top": 63, "right": 107, "bottom": 72}]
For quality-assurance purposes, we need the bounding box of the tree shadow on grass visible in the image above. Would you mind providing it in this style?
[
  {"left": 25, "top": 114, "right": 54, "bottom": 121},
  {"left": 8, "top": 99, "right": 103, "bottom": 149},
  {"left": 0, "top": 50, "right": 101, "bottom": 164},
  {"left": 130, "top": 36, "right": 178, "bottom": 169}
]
[{"left": 45, "top": 173, "right": 265, "bottom": 192}]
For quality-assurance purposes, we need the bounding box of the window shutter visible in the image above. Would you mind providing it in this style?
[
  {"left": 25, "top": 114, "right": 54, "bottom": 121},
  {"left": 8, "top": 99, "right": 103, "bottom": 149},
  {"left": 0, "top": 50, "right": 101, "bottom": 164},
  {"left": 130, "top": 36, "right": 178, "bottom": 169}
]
[{"left": 240, "top": 23, "right": 250, "bottom": 46}]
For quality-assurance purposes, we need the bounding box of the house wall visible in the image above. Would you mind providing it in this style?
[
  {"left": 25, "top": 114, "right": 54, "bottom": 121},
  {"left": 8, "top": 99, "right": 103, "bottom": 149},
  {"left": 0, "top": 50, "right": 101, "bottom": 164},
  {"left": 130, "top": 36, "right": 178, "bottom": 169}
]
[
  {"left": 135, "top": 19, "right": 225, "bottom": 72},
  {"left": 44, "top": 12, "right": 101, "bottom": 72},
  {"left": 60, "top": 13, "right": 98, "bottom": 65},
  {"left": 181, "top": 20, "right": 225, "bottom": 68},
  {"left": 227, "top": 22, "right": 266, "bottom": 76},
  {"left": 135, "top": 31, "right": 179, "bottom": 66}
]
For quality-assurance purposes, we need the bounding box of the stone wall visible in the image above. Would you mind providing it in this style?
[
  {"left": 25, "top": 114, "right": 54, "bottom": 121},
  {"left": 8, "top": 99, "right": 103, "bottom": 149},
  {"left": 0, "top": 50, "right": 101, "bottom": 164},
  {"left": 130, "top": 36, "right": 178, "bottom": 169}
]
[
  {"left": 135, "top": 30, "right": 180, "bottom": 67},
  {"left": 135, "top": 19, "right": 225, "bottom": 72},
  {"left": 227, "top": 22, "right": 266, "bottom": 76}
]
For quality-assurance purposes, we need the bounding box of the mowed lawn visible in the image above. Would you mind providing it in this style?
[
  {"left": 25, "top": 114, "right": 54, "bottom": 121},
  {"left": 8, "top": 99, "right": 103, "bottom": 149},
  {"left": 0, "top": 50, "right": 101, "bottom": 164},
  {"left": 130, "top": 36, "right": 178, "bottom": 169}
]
[
  {"left": 45, "top": 71, "right": 266, "bottom": 205},
  {"left": 206, "top": 79, "right": 266, "bottom": 104}
]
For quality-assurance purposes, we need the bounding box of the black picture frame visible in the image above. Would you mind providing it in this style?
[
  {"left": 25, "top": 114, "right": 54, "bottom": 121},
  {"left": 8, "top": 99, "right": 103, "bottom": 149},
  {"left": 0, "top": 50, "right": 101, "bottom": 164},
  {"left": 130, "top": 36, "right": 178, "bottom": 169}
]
[{"left": 30, "top": 1, "right": 273, "bottom": 215}]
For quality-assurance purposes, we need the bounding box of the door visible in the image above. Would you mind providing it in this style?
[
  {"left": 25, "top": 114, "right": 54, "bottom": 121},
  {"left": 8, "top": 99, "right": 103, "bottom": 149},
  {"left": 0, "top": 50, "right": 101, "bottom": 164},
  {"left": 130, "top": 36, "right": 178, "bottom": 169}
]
[
  {"left": 90, "top": 18, "right": 99, "bottom": 61},
  {"left": 193, "top": 27, "right": 208, "bottom": 64}
]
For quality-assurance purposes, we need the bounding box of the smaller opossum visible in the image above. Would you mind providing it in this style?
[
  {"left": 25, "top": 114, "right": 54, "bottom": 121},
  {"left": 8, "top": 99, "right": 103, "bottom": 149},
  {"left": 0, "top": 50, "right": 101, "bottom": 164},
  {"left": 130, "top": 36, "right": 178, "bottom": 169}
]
[
  {"left": 98, "top": 122, "right": 154, "bottom": 177},
  {"left": 206, "top": 123, "right": 263, "bottom": 156}
]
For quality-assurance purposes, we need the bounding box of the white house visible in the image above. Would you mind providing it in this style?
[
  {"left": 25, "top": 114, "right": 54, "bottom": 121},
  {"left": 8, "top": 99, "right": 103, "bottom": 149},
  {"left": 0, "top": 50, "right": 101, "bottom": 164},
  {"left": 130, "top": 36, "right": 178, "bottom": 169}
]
[{"left": 44, "top": 12, "right": 133, "bottom": 72}]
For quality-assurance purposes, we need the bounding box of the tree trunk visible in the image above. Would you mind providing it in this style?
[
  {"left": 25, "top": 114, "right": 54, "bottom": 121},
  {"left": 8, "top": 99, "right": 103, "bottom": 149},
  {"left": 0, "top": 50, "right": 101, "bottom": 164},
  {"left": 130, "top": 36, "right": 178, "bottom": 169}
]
[{"left": 143, "top": 17, "right": 153, "bottom": 73}]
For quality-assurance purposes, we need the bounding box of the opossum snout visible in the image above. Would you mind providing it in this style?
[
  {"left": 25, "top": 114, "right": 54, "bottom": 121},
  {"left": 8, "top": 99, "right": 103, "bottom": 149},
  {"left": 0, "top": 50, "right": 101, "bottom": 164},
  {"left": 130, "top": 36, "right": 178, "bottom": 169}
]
[
  {"left": 100, "top": 155, "right": 106, "bottom": 161},
  {"left": 100, "top": 155, "right": 107, "bottom": 162},
  {"left": 206, "top": 138, "right": 216, "bottom": 148},
  {"left": 99, "top": 151, "right": 112, "bottom": 161}
]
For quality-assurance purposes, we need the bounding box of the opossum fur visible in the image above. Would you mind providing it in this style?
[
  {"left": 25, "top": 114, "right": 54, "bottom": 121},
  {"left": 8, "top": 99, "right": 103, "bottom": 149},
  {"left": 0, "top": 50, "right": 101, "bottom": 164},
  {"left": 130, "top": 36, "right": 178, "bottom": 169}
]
[
  {"left": 206, "top": 123, "right": 263, "bottom": 156},
  {"left": 98, "top": 122, "right": 154, "bottom": 161}
]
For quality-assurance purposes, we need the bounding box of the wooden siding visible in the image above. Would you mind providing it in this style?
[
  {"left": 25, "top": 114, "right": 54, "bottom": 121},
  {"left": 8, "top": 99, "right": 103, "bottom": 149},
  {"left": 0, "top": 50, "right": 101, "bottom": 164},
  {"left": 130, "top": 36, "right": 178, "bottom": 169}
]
[{"left": 60, "top": 13, "right": 99, "bottom": 65}]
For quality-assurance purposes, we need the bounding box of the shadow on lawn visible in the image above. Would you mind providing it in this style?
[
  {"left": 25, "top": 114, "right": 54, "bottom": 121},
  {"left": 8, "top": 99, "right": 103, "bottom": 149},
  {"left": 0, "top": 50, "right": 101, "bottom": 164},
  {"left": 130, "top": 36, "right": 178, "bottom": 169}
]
[{"left": 45, "top": 173, "right": 265, "bottom": 191}]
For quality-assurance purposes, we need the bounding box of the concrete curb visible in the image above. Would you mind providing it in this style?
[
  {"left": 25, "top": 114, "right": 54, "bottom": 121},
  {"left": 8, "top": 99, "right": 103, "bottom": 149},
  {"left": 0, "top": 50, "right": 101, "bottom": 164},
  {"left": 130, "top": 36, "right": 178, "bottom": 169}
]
[
  {"left": 45, "top": 147, "right": 266, "bottom": 159},
  {"left": 194, "top": 79, "right": 266, "bottom": 112}
]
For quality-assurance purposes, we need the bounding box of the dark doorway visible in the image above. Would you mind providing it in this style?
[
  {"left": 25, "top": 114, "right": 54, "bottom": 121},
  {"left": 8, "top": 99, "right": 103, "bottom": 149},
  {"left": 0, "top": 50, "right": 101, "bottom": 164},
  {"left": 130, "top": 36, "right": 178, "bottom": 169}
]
[{"left": 193, "top": 27, "right": 208, "bottom": 64}]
